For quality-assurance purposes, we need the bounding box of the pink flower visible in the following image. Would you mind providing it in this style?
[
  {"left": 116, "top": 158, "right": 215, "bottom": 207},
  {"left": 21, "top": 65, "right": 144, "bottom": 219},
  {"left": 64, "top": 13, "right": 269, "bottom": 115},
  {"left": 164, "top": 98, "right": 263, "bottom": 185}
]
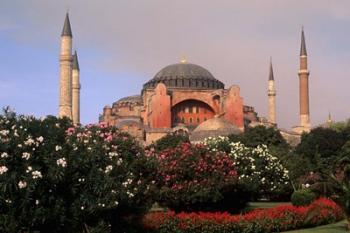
[
  {"left": 105, "top": 135, "right": 113, "bottom": 142},
  {"left": 66, "top": 127, "right": 75, "bottom": 135}
]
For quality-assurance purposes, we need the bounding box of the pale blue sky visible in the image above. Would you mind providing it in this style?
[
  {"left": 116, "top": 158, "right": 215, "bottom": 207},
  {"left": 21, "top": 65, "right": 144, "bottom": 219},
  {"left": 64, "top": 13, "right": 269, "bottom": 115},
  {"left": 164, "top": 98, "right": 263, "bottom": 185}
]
[{"left": 1, "top": 0, "right": 350, "bottom": 129}]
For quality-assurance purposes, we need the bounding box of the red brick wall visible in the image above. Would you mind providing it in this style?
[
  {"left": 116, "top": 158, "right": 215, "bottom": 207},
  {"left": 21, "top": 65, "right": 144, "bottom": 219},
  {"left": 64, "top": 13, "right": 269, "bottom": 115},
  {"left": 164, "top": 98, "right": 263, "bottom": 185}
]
[
  {"left": 148, "top": 83, "right": 171, "bottom": 128},
  {"left": 223, "top": 85, "right": 244, "bottom": 128}
]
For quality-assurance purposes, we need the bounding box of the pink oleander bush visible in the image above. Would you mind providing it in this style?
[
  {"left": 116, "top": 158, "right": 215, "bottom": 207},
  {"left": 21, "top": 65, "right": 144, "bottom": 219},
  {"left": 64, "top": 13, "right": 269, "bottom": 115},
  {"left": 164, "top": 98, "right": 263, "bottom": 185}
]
[
  {"left": 0, "top": 109, "right": 157, "bottom": 233},
  {"left": 142, "top": 198, "right": 344, "bottom": 233},
  {"left": 152, "top": 142, "right": 249, "bottom": 213}
]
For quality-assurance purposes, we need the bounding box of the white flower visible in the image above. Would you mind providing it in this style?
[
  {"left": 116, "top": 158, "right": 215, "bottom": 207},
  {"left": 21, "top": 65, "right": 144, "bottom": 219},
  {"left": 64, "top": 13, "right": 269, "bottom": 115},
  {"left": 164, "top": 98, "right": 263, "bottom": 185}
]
[
  {"left": 26, "top": 166, "right": 32, "bottom": 173},
  {"left": 104, "top": 165, "right": 113, "bottom": 173},
  {"left": 0, "top": 130, "right": 9, "bottom": 136},
  {"left": 22, "top": 152, "right": 31, "bottom": 160},
  {"left": 32, "top": 170, "right": 42, "bottom": 179},
  {"left": 35, "top": 200, "right": 39, "bottom": 205},
  {"left": 117, "top": 158, "right": 123, "bottom": 166},
  {"left": 18, "top": 180, "right": 27, "bottom": 189},
  {"left": 0, "top": 166, "right": 8, "bottom": 174},
  {"left": 5, "top": 199, "right": 12, "bottom": 204},
  {"left": 108, "top": 152, "right": 118, "bottom": 159},
  {"left": 81, "top": 206, "right": 85, "bottom": 210},
  {"left": 55, "top": 145, "right": 62, "bottom": 151},
  {"left": 24, "top": 137, "right": 35, "bottom": 146},
  {"left": 1, "top": 152, "right": 9, "bottom": 158},
  {"left": 114, "top": 201, "right": 119, "bottom": 206},
  {"left": 126, "top": 190, "right": 134, "bottom": 198},
  {"left": 36, "top": 136, "right": 44, "bottom": 143},
  {"left": 305, "top": 183, "right": 310, "bottom": 188},
  {"left": 56, "top": 158, "right": 67, "bottom": 167}
]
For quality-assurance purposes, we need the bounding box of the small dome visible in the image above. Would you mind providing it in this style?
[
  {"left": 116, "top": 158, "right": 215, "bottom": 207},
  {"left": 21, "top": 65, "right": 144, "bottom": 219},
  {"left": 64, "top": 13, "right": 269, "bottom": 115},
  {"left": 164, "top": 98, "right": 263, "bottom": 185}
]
[
  {"left": 143, "top": 63, "right": 224, "bottom": 90},
  {"left": 190, "top": 117, "right": 241, "bottom": 142}
]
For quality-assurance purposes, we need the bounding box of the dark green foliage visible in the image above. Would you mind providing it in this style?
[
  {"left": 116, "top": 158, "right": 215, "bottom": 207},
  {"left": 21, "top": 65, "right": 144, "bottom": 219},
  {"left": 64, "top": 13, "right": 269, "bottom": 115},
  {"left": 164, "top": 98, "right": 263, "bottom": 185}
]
[
  {"left": 291, "top": 189, "right": 316, "bottom": 206},
  {"left": 296, "top": 127, "right": 347, "bottom": 173},
  {"left": 151, "top": 132, "right": 190, "bottom": 152},
  {"left": 237, "top": 126, "right": 288, "bottom": 148}
]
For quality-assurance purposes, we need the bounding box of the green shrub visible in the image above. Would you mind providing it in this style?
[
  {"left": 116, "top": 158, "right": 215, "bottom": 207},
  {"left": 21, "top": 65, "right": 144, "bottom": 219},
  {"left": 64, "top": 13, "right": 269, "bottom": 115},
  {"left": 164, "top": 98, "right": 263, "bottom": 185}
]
[
  {"left": 151, "top": 132, "right": 189, "bottom": 152},
  {"left": 291, "top": 189, "right": 317, "bottom": 206},
  {"left": 0, "top": 110, "right": 157, "bottom": 233}
]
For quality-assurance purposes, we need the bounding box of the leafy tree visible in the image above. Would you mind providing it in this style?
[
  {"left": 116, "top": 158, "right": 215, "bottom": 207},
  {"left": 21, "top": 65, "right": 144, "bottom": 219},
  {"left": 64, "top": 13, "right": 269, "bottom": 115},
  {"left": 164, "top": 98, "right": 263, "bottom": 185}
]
[
  {"left": 150, "top": 132, "right": 189, "bottom": 152},
  {"left": 240, "top": 126, "right": 288, "bottom": 148},
  {"left": 295, "top": 127, "right": 347, "bottom": 173}
]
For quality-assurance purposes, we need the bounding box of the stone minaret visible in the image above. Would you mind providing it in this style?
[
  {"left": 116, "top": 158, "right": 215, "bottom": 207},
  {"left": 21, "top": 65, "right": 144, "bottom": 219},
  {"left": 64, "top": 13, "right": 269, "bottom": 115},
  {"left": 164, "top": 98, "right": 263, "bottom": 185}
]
[
  {"left": 268, "top": 58, "right": 276, "bottom": 125},
  {"left": 298, "top": 28, "right": 311, "bottom": 130},
  {"left": 72, "top": 50, "right": 81, "bottom": 125},
  {"left": 59, "top": 13, "right": 73, "bottom": 119}
]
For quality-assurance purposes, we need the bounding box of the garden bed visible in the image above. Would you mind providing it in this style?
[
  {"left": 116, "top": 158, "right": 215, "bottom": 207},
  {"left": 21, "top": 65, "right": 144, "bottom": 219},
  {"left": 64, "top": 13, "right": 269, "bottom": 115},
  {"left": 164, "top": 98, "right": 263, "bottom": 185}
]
[{"left": 142, "top": 198, "right": 344, "bottom": 233}]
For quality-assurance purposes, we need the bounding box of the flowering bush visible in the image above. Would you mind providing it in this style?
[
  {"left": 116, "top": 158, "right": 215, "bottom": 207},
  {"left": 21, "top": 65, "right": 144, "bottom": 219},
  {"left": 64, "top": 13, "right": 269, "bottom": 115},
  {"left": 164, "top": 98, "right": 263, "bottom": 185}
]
[
  {"left": 0, "top": 110, "right": 157, "bottom": 233},
  {"left": 204, "top": 136, "right": 291, "bottom": 199},
  {"left": 142, "top": 198, "right": 344, "bottom": 233},
  {"left": 153, "top": 142, "right": 248, "bottom": 212}
]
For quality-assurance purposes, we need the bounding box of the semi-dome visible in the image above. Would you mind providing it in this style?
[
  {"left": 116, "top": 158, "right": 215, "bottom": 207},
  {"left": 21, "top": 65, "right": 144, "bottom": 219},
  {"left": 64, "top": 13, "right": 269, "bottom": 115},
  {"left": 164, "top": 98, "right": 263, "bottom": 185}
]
[
  {"left": 143, "top": 62, "right": 224, "bottom": 90},
  {"left": 190, "top": 117, "right": 241, "bottom": 142}
]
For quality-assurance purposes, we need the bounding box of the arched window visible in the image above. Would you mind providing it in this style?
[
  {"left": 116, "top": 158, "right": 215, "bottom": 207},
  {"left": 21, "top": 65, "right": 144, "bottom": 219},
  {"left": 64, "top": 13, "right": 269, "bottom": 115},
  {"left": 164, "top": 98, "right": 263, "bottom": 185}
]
[{"left": 189, "top": 118, "right": 192, "bottom": 123}]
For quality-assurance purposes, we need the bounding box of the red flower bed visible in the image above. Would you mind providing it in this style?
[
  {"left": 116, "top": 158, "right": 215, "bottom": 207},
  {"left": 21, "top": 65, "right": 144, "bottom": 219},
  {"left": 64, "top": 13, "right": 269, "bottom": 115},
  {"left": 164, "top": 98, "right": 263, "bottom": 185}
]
[{"left": 142, "top": 198, "right": 344, "bottom": 233}]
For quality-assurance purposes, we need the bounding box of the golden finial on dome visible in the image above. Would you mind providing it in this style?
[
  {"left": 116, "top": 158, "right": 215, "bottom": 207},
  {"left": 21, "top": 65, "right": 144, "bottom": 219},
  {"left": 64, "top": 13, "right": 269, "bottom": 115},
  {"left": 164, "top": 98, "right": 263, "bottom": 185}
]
[{"left": 180, "top": 56, "right": 187, "bottom": 64}]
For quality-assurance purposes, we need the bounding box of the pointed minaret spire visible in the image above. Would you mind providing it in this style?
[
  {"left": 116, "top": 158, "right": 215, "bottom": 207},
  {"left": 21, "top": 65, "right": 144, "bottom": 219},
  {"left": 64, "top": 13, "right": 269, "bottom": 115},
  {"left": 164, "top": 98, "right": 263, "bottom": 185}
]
[
  {"left": 268, "top": 57, "right": 276, "bottom": 125},
  {"left": 61, "top": 13, "right": 73, "bottom": 37},
  {"left": 269, "top": 57, "right": 274, "bottom": 81},
  {"left": 72, "top": 50, "right": 81, "bottom": 125},
  {"left": 300, "top": 27, "right": 307, "bottom": 56},
  {"left": 72, "top": 50, "right": 80, "bottom": 71},
  {"left": 296, "top": 27, "right": 311, "bottom": 132},
  {"left": 59, "top": 13, "right": 73, "bottom": 120},
  {"left": 327, "top": 112, "right": 333, "bottom": 124}
]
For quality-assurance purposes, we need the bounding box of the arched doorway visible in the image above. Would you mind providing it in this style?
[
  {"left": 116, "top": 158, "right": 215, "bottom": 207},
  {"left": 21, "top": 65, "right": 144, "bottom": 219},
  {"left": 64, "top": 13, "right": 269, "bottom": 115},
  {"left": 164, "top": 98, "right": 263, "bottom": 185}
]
[{"left": 171, "top": 99, "right": 215, "bottom": 128}]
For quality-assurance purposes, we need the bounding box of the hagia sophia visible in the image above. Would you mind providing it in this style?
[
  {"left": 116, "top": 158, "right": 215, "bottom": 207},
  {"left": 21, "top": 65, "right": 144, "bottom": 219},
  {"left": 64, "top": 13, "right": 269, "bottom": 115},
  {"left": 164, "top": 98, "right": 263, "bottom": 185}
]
[{"left": 58, "top": 13, "right": 311, "bottom": 144}]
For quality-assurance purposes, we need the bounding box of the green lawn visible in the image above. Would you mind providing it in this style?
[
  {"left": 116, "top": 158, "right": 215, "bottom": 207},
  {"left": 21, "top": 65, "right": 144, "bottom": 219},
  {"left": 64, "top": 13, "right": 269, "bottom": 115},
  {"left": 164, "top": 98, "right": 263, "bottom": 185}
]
[
  {"left": 283, "top": 220, "right": 348, "bottom": 233},
  {"left": 247, "top": 201, "right": 290, "bottom": 209}
]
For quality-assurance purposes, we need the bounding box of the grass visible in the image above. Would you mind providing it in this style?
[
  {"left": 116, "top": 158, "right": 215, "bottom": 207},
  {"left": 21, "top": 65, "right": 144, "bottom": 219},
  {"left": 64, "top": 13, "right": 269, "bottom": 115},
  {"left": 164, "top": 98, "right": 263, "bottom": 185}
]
[
  {"left": 247, "top": 201, "right": 290, "bottom": 210},
  {"left": 283, "top": 220, "right": 348, "bottom": 233}
]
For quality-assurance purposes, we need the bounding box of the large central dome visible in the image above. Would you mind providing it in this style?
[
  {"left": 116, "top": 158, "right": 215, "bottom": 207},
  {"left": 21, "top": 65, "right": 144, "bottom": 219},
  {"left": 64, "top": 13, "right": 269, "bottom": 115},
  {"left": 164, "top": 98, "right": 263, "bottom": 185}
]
[{"left": 143, "top": 62, "right": 225, "bottom": 90}]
